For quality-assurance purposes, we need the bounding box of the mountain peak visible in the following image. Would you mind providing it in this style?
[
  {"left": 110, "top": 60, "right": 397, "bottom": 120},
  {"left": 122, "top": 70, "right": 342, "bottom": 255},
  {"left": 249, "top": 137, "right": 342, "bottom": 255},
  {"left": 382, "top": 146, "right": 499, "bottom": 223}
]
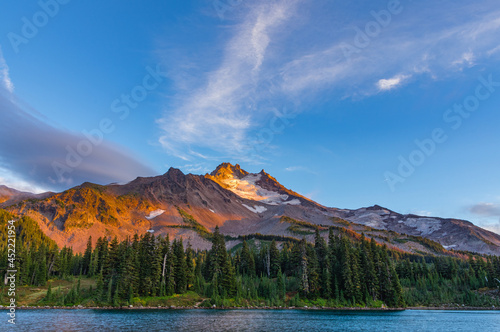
[
  {"left": 210, "top": 162, "right": 248, "bottom": 180},
  {"left": 164, "top": 167, "right": 185, "bottom": 176}
]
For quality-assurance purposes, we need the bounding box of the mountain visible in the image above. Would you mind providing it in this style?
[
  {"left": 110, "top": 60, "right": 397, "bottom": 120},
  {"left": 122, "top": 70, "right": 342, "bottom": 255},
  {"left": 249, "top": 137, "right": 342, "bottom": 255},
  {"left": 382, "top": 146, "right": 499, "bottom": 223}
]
[
  {"left": 0, "top": 185, "right": 53, "bottom": 205},
  {"left": 2, "top": 163, "right": 500, "bottom": 255}
]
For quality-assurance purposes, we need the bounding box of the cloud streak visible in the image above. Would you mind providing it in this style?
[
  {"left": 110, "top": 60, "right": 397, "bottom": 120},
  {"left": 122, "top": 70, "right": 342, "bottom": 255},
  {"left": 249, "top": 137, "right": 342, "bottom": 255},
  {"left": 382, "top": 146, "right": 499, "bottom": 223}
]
[
  {"left": 468, "top": 202, "right": 500, "bottom": 235},
  {"left": 158, "top": 0, "right": 300, "bottom": 161},
  {"left": 157, "top": 0, "right": 500, "bottom": 162},
  {"left": 469, "top": 203, "right": 500, "bottom": 218},
  {"left": 0, "top": 47, "right": 14, "bottom": 93},
  {"left": 0, "top": 90, "right": 156, "bottom": 192}
]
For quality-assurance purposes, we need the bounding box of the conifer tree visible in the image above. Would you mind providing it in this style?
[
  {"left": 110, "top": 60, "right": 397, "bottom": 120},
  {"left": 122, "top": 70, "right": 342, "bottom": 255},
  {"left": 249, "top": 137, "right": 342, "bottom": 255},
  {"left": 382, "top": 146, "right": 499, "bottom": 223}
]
[
  {"left": 173, "top": 238, "right": 187, "bottom": 294},
  {"left": 240, "top": 240, "right": 255, "bottom": 276},
  {"left": 299, "top": 239, "right": 309, "bottom": 295},
  {"left": 82, "top": 236, "right": 92, "bottom": 275},
  {"left": 270, "top": 240, "right": 280, "bottom": 278},
  {"left": 277, "top": 268, "right": 286, "bottom": 301},
  {"left": 315, "top": 229, "right": 330, "bottom": 297},
  {"left": 185, "top": 244, "right": 195, "bottom": 290}
]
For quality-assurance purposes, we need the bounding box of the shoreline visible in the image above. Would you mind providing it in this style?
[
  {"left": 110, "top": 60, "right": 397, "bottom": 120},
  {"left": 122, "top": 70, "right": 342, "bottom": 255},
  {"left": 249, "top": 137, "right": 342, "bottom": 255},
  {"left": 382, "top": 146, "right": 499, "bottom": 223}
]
[{"left": 2, "top": 306, "right": 499, "bottom": 311}]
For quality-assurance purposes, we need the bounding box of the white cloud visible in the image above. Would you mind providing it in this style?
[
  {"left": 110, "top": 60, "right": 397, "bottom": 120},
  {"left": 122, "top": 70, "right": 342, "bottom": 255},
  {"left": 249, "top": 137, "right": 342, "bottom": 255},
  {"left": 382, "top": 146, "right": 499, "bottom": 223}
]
[
  {"left": 158, "top": 0, "right": 299, "bottom": 161},
  {"left": 284, "top": 166, "right": 316, "bottom": 174},
  {"left": 487, "top": 45, "right": 500, "bottom": 56},
  {"left": 377, "top": 74, "right": 410, "bottom": 91},
  {"left": 452, "top": 51, "right": 475, "bottom": 68},
  {"left": 0, "top": 168, "right": 48, "bottom": 194},
  {"left": 0, "top": 47, "right": 14, "bottom": 93},
  {"left": 285, "top": 166, "right": 304, "bottom": 172},
  {"left": 411, "top": 210, "right": 433, "bottom": 217},
  {"left": 281, "top": 7, "right": 500, "bottom": 97},
  {"left": 156, "top": 1, "right": 500, "bottom": 162},
  {"left": 177, "top": 163, "right": 211, "bottom": 174}
]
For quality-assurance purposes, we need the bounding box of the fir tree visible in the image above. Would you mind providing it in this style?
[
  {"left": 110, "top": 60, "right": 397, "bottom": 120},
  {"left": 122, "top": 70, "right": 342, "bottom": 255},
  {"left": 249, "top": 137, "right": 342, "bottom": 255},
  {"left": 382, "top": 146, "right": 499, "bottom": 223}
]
[{"left": 82, "top": 236, "right": 92, "bottom": 275}]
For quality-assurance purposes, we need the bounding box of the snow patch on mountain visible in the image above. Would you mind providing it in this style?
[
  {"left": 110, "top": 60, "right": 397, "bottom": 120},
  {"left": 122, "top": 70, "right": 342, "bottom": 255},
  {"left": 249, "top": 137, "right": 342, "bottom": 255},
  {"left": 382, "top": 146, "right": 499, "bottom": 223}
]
[
  {"left": 402, "top": 218, "right": 442, "bottom": 236},
  {"left": 283, "top": 199, "right": 301, "bottom": 205},
  {"left": 145, "top": 209, "right": 165, "bottom": 220},
  {"left": 217, "top": 173, "right": 289, "bottom": 205},
  {"left": 242, "top": 204, "right": 267, "bottom": 213},
  {"left": 351, "top": 212, "right": 386, "bottom": 229}
]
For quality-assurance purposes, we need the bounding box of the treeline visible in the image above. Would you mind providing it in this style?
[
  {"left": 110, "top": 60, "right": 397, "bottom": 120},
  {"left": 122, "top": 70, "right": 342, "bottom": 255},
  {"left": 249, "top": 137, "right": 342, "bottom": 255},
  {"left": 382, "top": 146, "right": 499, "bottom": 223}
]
[
  {"left": 0, "top": 210, "right": 81, "bottom": 286},
  {"left": 39, "top": 227, "right": 405, "bottom": 307},
  {"left": 1, "top": 209, "right": 500, "bottom": 308}
]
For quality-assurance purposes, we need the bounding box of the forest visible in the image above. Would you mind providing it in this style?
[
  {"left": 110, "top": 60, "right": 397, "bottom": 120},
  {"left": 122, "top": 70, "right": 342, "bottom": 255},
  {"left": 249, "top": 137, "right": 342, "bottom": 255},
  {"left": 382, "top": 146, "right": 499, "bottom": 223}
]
[{"left": 1, "top": 209, "right": 500, "bottom": 308}]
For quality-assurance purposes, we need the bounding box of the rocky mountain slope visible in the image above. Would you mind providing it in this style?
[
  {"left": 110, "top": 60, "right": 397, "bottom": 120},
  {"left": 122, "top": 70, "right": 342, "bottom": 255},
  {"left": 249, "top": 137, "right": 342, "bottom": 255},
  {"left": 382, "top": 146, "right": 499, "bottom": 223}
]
[
  {"left": 0, "top": 185, "right": 52, "bottom": 205},
  {"left": 1, "top": 163, "right": 499, "bottom": 255}
]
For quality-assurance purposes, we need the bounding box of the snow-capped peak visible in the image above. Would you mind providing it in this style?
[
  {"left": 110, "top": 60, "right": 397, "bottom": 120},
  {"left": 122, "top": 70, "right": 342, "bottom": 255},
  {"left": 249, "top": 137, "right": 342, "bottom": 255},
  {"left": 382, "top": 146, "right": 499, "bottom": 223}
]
[{"left": 206, "top": 163, "right": 300, "bottom": 206}]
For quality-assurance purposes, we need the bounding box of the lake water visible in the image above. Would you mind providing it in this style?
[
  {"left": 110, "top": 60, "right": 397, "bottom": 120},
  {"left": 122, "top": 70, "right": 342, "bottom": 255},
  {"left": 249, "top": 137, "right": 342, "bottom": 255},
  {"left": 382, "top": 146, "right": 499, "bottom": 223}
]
[{"left": 6, "top": 309, "right": 500, "bottom": 331}]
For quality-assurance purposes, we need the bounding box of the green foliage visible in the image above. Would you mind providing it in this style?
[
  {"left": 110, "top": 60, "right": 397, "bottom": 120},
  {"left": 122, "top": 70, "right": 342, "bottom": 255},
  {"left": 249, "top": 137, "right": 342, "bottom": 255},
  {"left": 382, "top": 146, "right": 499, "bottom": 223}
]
[
  {"left": 280, "top": 216, "right": 320, "bottom": 230},
  {"left": 55, "top": 199, "right": 65, "bottom": 209},
  {"left": 2, "top": 208, "right": 499, "bottom": 309},
  {"left": 176, "top": 207, "right": 212, "bottom": 239},
  {"left": 330, "top": 217, "right": 351, "bottom": 226},
  {"left": 288, "top": 224, "right": 315, "bottom": 235}
]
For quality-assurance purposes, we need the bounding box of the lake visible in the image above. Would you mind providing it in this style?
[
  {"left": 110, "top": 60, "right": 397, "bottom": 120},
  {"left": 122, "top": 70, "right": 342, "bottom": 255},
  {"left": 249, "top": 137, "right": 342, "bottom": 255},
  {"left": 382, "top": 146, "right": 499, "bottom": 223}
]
[{"left": 7, "top": 309, "right": 500, "bottom": 331}]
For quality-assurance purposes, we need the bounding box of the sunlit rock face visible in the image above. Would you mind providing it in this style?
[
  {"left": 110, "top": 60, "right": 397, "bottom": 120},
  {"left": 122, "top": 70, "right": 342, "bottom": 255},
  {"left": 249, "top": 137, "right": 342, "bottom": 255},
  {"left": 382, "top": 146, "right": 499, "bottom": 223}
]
[{"left": 2, "top": 163, "right": 500, "bottom": 256}]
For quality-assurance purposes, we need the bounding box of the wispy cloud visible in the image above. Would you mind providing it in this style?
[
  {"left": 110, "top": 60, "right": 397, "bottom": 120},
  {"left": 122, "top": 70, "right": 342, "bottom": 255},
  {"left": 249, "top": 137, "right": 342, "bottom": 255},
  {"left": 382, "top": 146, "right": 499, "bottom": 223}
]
[
  {"left": 0, "top": 47, "right": 14, "bottom": 93},
  {"left": 452, "top": 51, "right": 475, "bottom": 66},
  {"left": 285, "top": 165, "right": 316, "bottom": 174},
  {"left": 468, "top": 202, "right": 500, "bottom": 235},
  {"left": 0, "top": 169, "right": 47, "bottom": 194},
  {"left": 469, "top": 202, "right": 500, "bottom": 217},
  {"left": 377, "top": 74, "right": 410, "bottom": 91},
  {"left": 285, "top": 166, "right": 305, "bottom": 172},
  {"left": 157, "top": 0, "right": 500, "bottom": 162},
  {"left": 158, "top": 0, "right": 300, "bottom": 161},
  {"left": 411, "top": 210, "right": 433, "bottom": 217},
  {"left": 177, "top": 163, "right": 211, "bottom": 174}
]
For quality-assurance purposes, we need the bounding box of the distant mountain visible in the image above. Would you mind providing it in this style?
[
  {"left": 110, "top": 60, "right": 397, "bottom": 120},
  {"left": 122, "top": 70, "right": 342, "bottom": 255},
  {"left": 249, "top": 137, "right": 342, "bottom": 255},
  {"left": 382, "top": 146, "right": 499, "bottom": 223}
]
[
  {"left": 2, "top": 163, "right": 500, "bottom": 255},
  {"left": 0, "top": 185, "right": 52, "bottom": 205}
]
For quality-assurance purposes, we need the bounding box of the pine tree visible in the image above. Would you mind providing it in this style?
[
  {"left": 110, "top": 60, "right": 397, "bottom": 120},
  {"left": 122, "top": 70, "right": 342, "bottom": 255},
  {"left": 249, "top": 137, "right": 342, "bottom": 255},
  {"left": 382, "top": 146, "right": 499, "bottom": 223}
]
[
  {"left": 45, "top": 283, "right": 52, "bottom": 302},
  {"left": 222, "top": 255, "right": 236, "bottom": 297},
  {"left": 118, "top": 244, "right": 138, "bottom": 300},
  {"left": 277, "top": 268, "right": 286, "bottom": 301},
  {"left": 299, "top": 239, "right": 309, "bottom": 295},
  {"left": 82, "top": 236, "right": 92, "bottom": 275},
  {"left": 107, "top": 278, "right": 113, "bottom": 305},
  {"left": 240, "top": 240, "right": 255, "bottom": 276},
  {"left": 89, "top": 246, "right": 98, "bottom": 277},
  {"left": 208, "top": 226, "right": 227, "bottom": 281},
  {"left": 328, "top": 228, "right": 340, "bottom": 299},
  {"left": 185, "top": 244, "right": 195, "bottom": 290},
  {"left": 103, "top": 237, "right": 120, "bottom": 294},
  {"left": 173, "top": 238, "right": 187, "bottom": 294},
  {"left": 306, "top": 244, "right": 320, "bottom": 297},
  {"left": 270, "top": 240, "right": 280, "bottom": 278},
  {"left": 315, "top": 229, "right": 330, "bottom": 297}
]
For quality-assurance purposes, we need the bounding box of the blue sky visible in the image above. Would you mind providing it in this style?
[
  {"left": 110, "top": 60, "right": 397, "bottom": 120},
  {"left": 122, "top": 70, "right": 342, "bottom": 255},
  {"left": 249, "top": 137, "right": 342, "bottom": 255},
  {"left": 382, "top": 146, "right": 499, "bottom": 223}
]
[{"left": 1, "top": 0, "right": 500, "bottom": 233}]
